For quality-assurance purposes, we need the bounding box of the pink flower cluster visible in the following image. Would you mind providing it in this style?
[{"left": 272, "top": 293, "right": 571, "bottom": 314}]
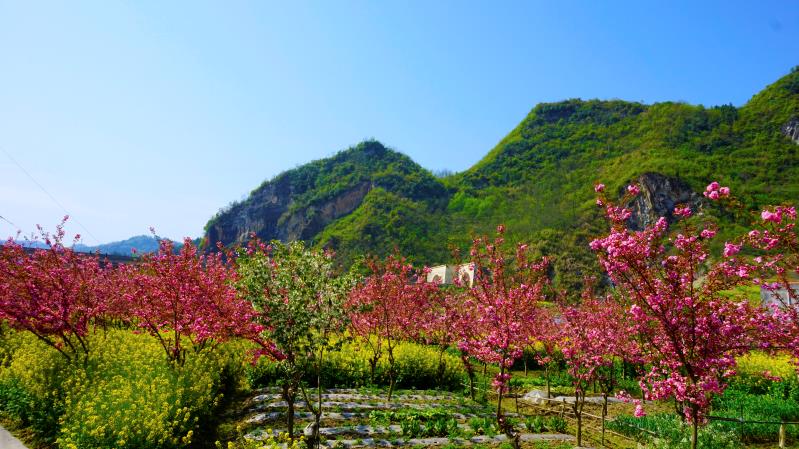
[{"left": 703, "top": 181, "right": 730, "bottom": 200}]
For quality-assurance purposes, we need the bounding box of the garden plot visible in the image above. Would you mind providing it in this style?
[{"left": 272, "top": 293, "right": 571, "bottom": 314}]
[{"left": 242, "top": 388, "right": 574, "bottom": 447}]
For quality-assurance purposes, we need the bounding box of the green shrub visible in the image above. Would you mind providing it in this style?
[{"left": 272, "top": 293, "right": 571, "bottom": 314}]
[
  {"left": 467, "top": 416, "right": 497, "bottom": 436},
  {"left": 544, "top": 416, "right": 567, "bottom": 433},
  {"left": 710, "top": 378, "right": 799, "bottom": 443},
  {"left": 608, "top": 414, "right": 740, "bottom": 449},
  {"left": 524, "top": 416, "right": 545, "bottom": 433},
  {"left": 248, "top": 339, "right": 465, "bottom": 390},
  {"left": 0, "top": 328, "right": 248, "bottom": 449},
  {"left": 0, "top": 331, "right": 68, "bottom": 443}
]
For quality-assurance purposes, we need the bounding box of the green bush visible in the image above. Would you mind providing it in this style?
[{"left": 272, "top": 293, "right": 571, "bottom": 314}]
[
  {"left": 467, "top": 416, "right": 498, "bottom": 436},
  {"left": 710, "top": 378, "right": 799, "bottom": 443},
  {"left": 0, "top": 328, "right": 248, "bottom": 449},
  {"left": 608, "top": 414, "right": 740, "bottom": 449},
  {"left": 0, "top": 331, "right": 68, "bottom": 443},
  {"left": 247, "top": 339, "right": 465, "bottom": 390},
  {"left": 544, "top": 416, "right": 567, "bottom": 433}
]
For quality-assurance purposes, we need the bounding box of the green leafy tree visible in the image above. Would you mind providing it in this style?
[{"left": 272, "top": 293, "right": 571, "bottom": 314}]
[{"left": 235, "top": 239, "right": 356, "bottom": 443}]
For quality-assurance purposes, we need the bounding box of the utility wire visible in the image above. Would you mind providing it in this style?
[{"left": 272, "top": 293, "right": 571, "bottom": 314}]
[
  {"left": 0, "top": 214, "right": 18, "bottom": 229},
  {"left": 0, "top": 145, "right": 101, "bottom": 245}
]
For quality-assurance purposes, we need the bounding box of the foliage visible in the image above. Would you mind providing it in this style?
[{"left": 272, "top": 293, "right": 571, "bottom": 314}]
[
  {"left": 0, "top": 328, "right": 248, "bottom": 449},
  {"left": 116, "top": 238, "right": 261, "bottom": 364},
  {"left": 467, "top": 416, "right": 498, "bottom": 437},
  {"left": 557, "top": 288, "right": 637, "bottom": 446},
  {"left": 347, "top": 253, "right": 440, "bottom": 399},
  {"left": 608, "top": 414, "right": 741, "bottom": 449},
  {"left": 543, "top": 416, "right": 567, "bottom": 434},
  {"left": 314, "top": 188, "right": 451, "bottom": 268},
  {"left": 0, "top": 218, "right": 109, "bottom": 362},
  {"left": 235, "top": 239, "right": 355, "bottom": 440},
  {"left": 711, "top": 380, "right": 799, "bottom": 443},
  {"left": 736, "top": 351, "right": 795, "bottom": 380},
  {"left": 217, "top": 428, "right": 302, "bottom": 449},
  {"left": 0, "top": 331, "right": 67, "bottom": 443},
  {"left": 591, "top": 182, "right": 764, "bottom": 431},
  {"left": 246, "top": 338, "right": 465, "bottom": 390}
]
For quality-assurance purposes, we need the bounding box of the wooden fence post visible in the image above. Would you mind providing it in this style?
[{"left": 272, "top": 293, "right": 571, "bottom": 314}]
[{"left": 779, "top": 420, "right": 786, "bottom": 448}]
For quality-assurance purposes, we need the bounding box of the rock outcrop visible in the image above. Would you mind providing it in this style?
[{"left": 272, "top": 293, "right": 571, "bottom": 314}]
[
  {"left": 626, "top": 173, "right": 703, "bottom": 231},
  {"left": 782, "top": 118, "right": 799, "bottom": 144},
  {"left": 203, "top": 140, "right": 447, "bottom": 249}
]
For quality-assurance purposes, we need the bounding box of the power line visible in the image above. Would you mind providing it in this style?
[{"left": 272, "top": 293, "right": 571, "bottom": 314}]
[
  {"left": 0, "top": 145, "right": 101, "bottom": 245},
  {"left": 0, "top": 214, "right": 18, "bottom": 229}
]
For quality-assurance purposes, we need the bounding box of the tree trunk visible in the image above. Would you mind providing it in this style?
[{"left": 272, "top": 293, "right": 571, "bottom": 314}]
[
  {"left": 545, "top": 365, "right": 551, "bottom": 399},
  {"left": 461, "top": 354, "right": 476, "bottom": 400},
  {"left": 369, "top": 355, "right": 378, "bottom": 385},
  {"left": 602, "top": 393, "right": 608, "bottom": 447},
  {"left": 313, "top": 350, "right": 324, "bottom": 449},
  {"left": 572, "top": 390, "right": 584, "bottom": 448},
  {"left": 283, "top": 382, "right": 296, "bottom": 440},
  {"left": 387, "top": 345, "right": 396, "bottom": 402},
  {"left": 496, "top": 365, "right": 505, "bottom": 423},
  {"left": 691, "top": 407, "right": 699, "bottom": 449},
  {"left": 437, "top": 345, "right": 446, "bottom": 388}
]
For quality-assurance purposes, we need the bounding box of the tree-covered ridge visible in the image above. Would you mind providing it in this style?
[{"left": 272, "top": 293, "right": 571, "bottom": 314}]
[
  {"left": 204, "top": 68, "right": 799, "bottom": 281},
  {"left": 204, "top": 140, "right": 448, "bottom": 235}
]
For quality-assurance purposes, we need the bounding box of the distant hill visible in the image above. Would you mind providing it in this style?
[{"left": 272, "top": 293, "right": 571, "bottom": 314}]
[
  {"left": 16, "top": 235, "right": 182, "bottom": 257},
  {"left": 204, "top": 67, "right": 799, "bottom": 292},
  {"left": 75, "top": 235, "right": 183, "bottom": 256}
]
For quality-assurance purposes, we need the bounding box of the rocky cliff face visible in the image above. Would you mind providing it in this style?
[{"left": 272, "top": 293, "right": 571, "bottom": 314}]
[
  {"left": 783, "top": 118, "right": 799, "bottom": 144},
  {"left": 281, "top": 182, "right": 372, "bottom": 241},
  {"left": 203, "top": 140, "right": 447, "bottom": 249},
  {"left": 626, "top": 173, "right": 704, "bottom": 231}
]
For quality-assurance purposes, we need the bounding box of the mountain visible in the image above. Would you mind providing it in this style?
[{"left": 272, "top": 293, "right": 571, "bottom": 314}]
[
  {"left": 16, "top": 235, "right": 181, "bottom": 256},
  {"left": 74, "top": 235, "right": 183, "bottom": 256},
  {"left": 204, "top": 67, "right": 799, "bottom": 290},
  {"left": 204, "top": 140, "right": 452, "bottom": 266}
]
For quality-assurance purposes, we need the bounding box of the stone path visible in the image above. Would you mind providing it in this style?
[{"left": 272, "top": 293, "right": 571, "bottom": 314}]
[{"left": 0, "top": 424, "right": 29, "bottom": 449}]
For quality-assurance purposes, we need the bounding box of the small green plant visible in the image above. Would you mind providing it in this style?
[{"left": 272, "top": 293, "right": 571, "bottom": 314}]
[
  {"left": 545, "top": 416, "right": 567, "bottom": 433},
  {"left": 426, "top": 416, "right": 459, "bottom": 437},
  {"left": 400, "top": 415, "right": 423, "bottom": 437},
  {"left": 525, "top": 415, "right": 545, "bottom": 433},
  {"left": 468, "top": 416, "right": 497, "bottom": 436}
]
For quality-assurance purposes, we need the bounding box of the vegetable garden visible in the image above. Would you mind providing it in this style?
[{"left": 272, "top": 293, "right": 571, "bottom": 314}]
[{"left": 3, "top": 181, "right": 799, "bottom": 449}]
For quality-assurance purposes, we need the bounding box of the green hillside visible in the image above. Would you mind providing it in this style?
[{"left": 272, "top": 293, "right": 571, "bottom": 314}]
[{"left": 205, "top": 68, "right": 799, "bottom": 291}]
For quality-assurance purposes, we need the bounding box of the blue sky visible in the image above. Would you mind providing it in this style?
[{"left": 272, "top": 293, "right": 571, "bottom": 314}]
[{"left": 0, "top": 1, "right": 797, "bottom": 244}]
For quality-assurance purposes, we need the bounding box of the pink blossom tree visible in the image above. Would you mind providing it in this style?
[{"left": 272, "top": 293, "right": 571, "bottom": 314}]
[
  {"left": 117, "top": 238, "right": 262, "bottom": 365},
  {"left": 590, "top": 182, "right": 764, "bottom": 449},
  {"left": 347, "top": 253, "right": 439, "bottom": 401},
  {"left": 736, "top": 203, "right": 799, "bottom": 373},
  {"left": 0, "top": 218, "right": 108, "bottom": 363},
  {"left": 558, "top": 285, "right": 636, "bottom": 447},
  {"left": 531, "top": 306, "right": 562, "bottom": 400},
  {"left": 457, "top": 225, "right": 549, "bottom": 447}
]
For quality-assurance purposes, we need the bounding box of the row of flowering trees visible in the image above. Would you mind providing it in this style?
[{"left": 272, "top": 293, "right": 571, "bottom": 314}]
[{"left": 4, "top": 180, "right": 799, "bottom": 449}]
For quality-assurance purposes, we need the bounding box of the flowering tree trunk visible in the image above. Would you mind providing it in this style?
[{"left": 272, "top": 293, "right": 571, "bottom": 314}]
[
  {"left": 591, "top": 181, "right": 764, "bottom": 448},
  {"left": 456, "top": 225, "right": 550, "bottom": 449}
]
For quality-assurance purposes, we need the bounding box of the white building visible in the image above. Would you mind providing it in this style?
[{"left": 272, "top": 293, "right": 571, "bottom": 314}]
[
  {"left": 426, "top": 264, "right": 475, "bottom": 287},
  {"left": 760, "top": 282, "right": 799, "bottom": 310}
]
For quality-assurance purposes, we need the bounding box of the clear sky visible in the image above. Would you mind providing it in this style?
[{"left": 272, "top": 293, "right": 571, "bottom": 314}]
[{"left": 1, "top": 1, "right": 797, "bottom": 244}]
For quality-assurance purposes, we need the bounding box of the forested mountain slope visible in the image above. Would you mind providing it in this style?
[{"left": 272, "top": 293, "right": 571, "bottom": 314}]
[{"left": 205, "top": 68, "right": 799, "bottom": 288}]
